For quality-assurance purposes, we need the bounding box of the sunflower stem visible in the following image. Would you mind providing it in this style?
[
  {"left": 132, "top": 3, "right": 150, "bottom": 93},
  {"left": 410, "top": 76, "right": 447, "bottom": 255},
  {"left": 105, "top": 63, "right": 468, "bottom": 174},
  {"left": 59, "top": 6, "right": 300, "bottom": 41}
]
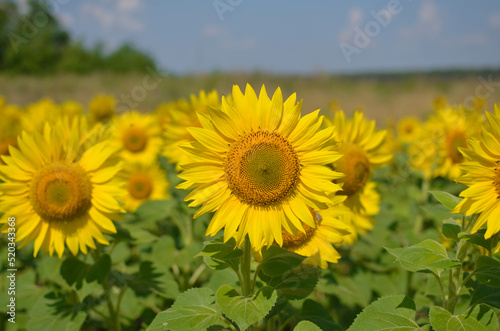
[
  {"left": 241, "top": 237, "right": 253, "bottom": 297},
  {"left": 446, "top": 214, "right": 474, "bottom": 314}
]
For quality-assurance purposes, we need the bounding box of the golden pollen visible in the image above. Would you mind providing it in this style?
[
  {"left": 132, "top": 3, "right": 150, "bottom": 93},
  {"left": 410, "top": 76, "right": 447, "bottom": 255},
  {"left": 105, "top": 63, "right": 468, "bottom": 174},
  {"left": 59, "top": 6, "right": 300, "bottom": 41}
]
[
  {"left": 446, "top": 130, "right": 467, "bottom": 164},
  {"left": 128, "top": 173, "right": 153, "bottom": 199},
  {"left": 122, "top": 126, "right": 148, "bottom": 153},
  {"left": 335, "top": 144, "right": 371, "bottom": 196},
  {"left": 30, "top": 163, "right": 92, "bottom": 222},
  {"left": 225, "top": 130, "right": 300, "bottom": 206},
  {"left": 281, "top": 208, "right": 321, "bottom": 249}
]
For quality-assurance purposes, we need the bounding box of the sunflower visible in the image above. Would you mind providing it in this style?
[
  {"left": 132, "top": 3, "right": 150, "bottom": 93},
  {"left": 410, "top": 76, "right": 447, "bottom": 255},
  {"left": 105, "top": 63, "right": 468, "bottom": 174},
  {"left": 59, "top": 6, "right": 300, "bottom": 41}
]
[
  {"left": 325, "top": 111, "right": 391, "bottom": 205},
  {"left": 410, "top": 106, "right": 483, "bottom": 180},
  {"left": 397, "top": 116, "right": 422, "bottom": 144},
  {"left": 341, "top": 181, "right": 380, "bottom": 244},
  {"left": 432, "top": 95, "right": 448, "bottom": 111},
  {"left": 162, "top": 90, "right": 220, "bottom": 169},
  {"left": 112, "top": 111, "right": 163, "bottom": 165},
  {"left": 0, "top": 117, "right": 125, "bottom": 258},
  {"left": 0, "top": 103, "right": 22, "bottom": 164},
  {"left": 89, "top": 94, "right": 116, "bottom": 123},
  {"left": 279, "top": 199, "right": 351, "bottom": 268},
  {"left": 121, "top": 163, "right": 170, "bottom": 212},
  {"left": 452, "top": 105, "right": 500, "bottom": 247},
  {"left": 178, "top": 84, "right": 343, "bottom": 250},
  {"left": 21, "top": 98, "right": 62, "bottom": 133}
]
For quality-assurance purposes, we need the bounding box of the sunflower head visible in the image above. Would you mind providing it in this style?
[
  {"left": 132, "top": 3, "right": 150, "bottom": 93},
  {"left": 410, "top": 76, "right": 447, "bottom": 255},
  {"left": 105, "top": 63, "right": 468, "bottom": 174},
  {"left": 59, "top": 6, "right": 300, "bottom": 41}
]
[
  {"left": 397, "top": 117, "right": 422, "bottom": 144},
  {"left": 0, "top": 117, "right": 125, "bottom": 258},
  {"left": 89, "top": 94, "right": 116, "bottom": 123},
  {"left": 453, "top": 105, "right": 500, "bottom": 247},
  {"left": 178, "top": 84, "right": 344, "bottom": 250},
  {"left": 112, "top": 111, "right": 162, "bottom": 164},
  {"left": 121, "top": 163, "right": 170, "bottom": 212},
  {"left": 278, "top": 205, "right": 351, "bottom": 268},
  {"left": 162, "top": 90, "right": 221, "bottom": 169}
]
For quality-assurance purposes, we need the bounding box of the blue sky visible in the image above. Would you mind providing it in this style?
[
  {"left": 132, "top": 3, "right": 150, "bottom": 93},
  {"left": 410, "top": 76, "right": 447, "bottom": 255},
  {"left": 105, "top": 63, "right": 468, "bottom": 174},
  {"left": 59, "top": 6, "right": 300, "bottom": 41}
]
[{"left": 24, "top": 0, "right": 500, "bottom": 74}]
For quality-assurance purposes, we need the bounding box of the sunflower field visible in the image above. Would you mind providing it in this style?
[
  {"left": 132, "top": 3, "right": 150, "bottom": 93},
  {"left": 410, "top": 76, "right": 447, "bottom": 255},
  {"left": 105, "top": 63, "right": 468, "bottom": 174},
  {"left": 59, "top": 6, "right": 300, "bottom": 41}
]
[{"left": 0, "top": 85, "right": 499, "bottom": 331}]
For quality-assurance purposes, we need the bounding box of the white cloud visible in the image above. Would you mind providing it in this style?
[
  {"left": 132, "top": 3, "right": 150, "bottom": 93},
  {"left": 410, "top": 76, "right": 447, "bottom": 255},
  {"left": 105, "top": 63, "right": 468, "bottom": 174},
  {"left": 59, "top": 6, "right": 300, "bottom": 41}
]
[
  {"left": 117, "top": 0, "right": 140, "bottom": 12},
  {"left": 201, "top": 25, "right": 257, "bottom": 50},
  {"left": 57, "top": 12, "right": 74, "bottom": 28},
  {"left": 401, "top": 0, "right": 441, "bottom": 38},
  {"left": 15, "top": 0, "right": 29, "bottom": 14},
  {"left": 338, "top": 7, "right": 364, "bottom": 43},
  {"left": 490, "top": 13, "right": 500, "bottom": 28},
  {"left": 202, "top": 25, "right": 226, "bottom": 37},
  {"left": 80, "top": 1, "right": 144, "bottom": 31},
  {"left": 456, "top": 34, "right": 489, "bottom": 46}
]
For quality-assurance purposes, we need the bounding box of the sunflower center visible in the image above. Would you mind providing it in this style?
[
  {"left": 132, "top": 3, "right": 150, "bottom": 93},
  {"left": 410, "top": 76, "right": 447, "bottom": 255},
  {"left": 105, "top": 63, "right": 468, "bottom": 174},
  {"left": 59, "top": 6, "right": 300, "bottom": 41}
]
[
  {"left": 225, "top": 130, "right": 300, "bottom": 206},
  {"left": 30, "top": 162, "right": 92, "bottom": 222},
  {"left": 335, "top": 144, "right": 371, "bottom": 196},
  {"left": 446, "top": 130, "right": 467, "bottom": 164},
  {"left": 403, "top": 124, "right": 414, "bottom": 134},
  {"left": 128, "top": 174, "right": 153, "bottom": 199},
  {"left": 282, "top": 208, "right": 321, "bottom": 249},
  {"left": 122, "top": 126, "right": 148, "bottom": 153}
]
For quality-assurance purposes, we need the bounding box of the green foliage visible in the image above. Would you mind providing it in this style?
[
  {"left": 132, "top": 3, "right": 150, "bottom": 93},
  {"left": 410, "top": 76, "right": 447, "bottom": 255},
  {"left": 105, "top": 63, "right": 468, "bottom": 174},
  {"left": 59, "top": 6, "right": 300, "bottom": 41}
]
[
  {"left": 386, "top": 239, "right": 461, "bottom": 275},
  {"left": 216, "top": 285, "right": 277, "bottom": 331},
  {"left": 348, "top": 295, "right": 424, "bottom": 331},
  {"left": 147, "top": 288, "right": 222, "bottom": 331},
  {"left": 473, "top": 256, "right": 500, "bottom": 288},
  {"left": 429, "top": 191, "right": 462, "bottom": 211},
  {"left": 294, "top": 320, "right": 322, "bottom": 331},
  {"left": 260, "top": 245, "right": 306, "bottom": 277},
  {"left": 429, "top": 305, "right": 498, "bottom": 331},
  {"left": 258, "top": 264, "right": 320, "bottom": 301}
]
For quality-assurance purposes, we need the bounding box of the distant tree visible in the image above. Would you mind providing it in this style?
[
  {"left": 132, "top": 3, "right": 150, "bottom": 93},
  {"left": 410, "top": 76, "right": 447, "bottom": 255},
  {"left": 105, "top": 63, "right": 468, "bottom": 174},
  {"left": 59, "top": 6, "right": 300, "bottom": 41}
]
[{"left": 0, "top": 0, "right": 157, "bottom": 74}]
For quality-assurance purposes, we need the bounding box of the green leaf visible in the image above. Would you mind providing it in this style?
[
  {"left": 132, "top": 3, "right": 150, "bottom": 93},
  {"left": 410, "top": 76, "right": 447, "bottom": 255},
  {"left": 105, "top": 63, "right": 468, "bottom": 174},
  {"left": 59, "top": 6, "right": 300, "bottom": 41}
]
[
  {"left": 147, "top": 288, "right": 221, "bottom": 331},
  {"left": 442, "top": 218, "right": 461, "bottom": 240},
  {"left": 197, "top": 237, "right": 243, "bottom": 260},
  {"left": 348, "top": 295, "right": 420, "bottom": 331},
  {"left": 429, "top": 305, "right": 498, "bottom": 331},
  {"left": 135, "top": 199, "right": 173, "bottom": 223},
  {"left": 26, "top": 293, "right": 87, "bottom": 331},
  {"left": 260, "top": 246, "right": 306, "bottom": 277},
  {"left": 259, "top": 265, "right": 320, "bottom": 301},
  {"left": 474, "top": 256, "right": 500, "bottom": 288},
  {"left": 60, "top": 257, "right": 89, "bottom": 289},
  {"left": 216, "top": 285, "right": 277, "bottom": 330},
  {"left": 86, "top": 254, "right": 111, "bottom": 283},
  {"left": 385, "top": 239, "right": 461, "bottom": 275},
  {"left": 459, "top": 230, "right": 492, "bottom": 251},
  {"left": 128, "top": 261, "right": 163, "bottom": 296},
  {"left": 429, "top": 191, "right": 462, "bottom": 210},
  {"left": 318, "top": 273, "right": 372, "bottom": 308},
  {"left": 294, "top": 320, "right": 322, "bottom": 331},
  {"left": 469, "top": 284, "right": 500, "bottom": 308},
  {"left": 198, "top": 237, "right": 242, "bottom": 271},
  {"left": 297, "top": 299, "right": 341, "bottom": 331},
  {"left": 120, "top": 223, "right": 158, "bottom": 244}
]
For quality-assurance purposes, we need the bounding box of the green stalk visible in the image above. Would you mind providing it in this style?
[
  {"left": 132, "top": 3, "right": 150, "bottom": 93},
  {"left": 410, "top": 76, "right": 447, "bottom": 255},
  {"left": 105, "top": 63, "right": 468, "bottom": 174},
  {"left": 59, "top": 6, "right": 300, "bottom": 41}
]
[
  {"left": 240, "top": 237, "right": 253, "bottom": 297},
  {"left": 446, "top": 214, "right": 475, "bottom": 313}
]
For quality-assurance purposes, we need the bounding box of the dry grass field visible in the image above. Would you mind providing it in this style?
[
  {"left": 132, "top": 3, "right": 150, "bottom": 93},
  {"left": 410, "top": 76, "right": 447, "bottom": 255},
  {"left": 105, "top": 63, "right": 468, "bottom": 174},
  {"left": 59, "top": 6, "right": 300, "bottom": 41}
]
[{"left": 1, "top": 72, "right": 499, "bottom": 123}]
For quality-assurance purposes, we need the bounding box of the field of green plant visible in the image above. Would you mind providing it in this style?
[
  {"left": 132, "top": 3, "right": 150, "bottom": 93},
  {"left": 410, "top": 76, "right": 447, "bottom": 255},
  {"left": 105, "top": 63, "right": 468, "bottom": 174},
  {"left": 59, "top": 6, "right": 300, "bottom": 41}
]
[{"left": 0, "top": 76, "right": 499, "bottom": 331}]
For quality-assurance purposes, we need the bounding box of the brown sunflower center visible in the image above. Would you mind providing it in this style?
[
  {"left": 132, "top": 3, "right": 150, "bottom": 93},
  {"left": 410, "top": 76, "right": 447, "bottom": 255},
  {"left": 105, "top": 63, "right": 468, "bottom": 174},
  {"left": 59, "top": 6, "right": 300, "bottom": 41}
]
[
  {"left": 446, "top": 130, "right": 467, "bottom": 164},
  {"left": 30, "top": 162, "right": 92, "bottom": 222},
  {"left": 403, "top": 123, "right": 415, "bottom": 134},
  {"left": 282, "top": 208, "right": 321, "bottom": 249},
  {"left": 122, "top": 126, "right": 148, "bottom": 153},
  {"left": 128, "top": 173, "right": 153, "bottom": 199},
  {"left": 335, "top": 144, "right": 371, "bottom": 196},
  {"left": 225, "top": 130, "right": 300, "bottom": 206}
]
